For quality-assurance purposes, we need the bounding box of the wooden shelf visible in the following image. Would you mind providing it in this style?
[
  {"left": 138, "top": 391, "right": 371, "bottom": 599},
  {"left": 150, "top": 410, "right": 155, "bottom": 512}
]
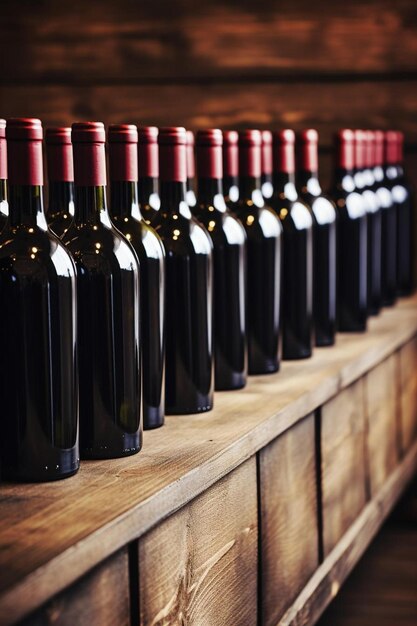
[{"left": 1, "top": 295, "right": 417, "bottom": 625}]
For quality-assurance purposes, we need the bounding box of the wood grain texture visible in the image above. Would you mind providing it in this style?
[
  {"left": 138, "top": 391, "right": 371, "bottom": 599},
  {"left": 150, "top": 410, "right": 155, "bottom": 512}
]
[
  {"left": 1, "top": 0, "right": 417, "bottom": 83},
  {"left": 277, "top": 439, "right": 417, "bottom": 626},
  {"left": 2, "top": 82, "right": 417, "bottom": 146},
  {"left": 321, "top": 380, "right": 368, "bottom": 557},
  {"left": 316, "top": 525, "right": 417, "bottom": 626},
  {"left": 137, "top": 457, "right": 258, "bottom": 626},
  {"left": 365, "top": 354, "right": 400, "bottom": 496},
  {"left": 18, "top": 549, "right": 130, "bottom": 626},
  {"left": 259, "top": 414, "right": 319, "bottom": 626},
  {"left": 399, "top": 335, "right": 417, "bottom": 453},
  {"left": 0, "top": 298, "right": 417, "bottom": 625}
]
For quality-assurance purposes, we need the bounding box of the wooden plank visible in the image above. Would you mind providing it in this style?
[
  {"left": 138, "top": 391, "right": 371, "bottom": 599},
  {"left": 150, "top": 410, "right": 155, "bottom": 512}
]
[
  {"left": 277, "top": 438, "right": 417, "bottom": 626},
  {"left": 399, "top": 336, "right": 417, "bottom": 453},
  {"left": 2, "top": 0, "right": 417, "bottom": 82},
  {"left": 321, "top": 380, "right": 368, "bottom": 556},
  {"left": 0, "top": 298, "right": 417, "bottom": 625},
  {"left": 316, "top": 525, "right": 417, "bottom": 625},
  {"left": 18, "top": 549, "right": 130, "bottom": 626},
  {"left": 259, "top": 414, "right": 319, "bottom": 626},
  {"left": 137, "top": 458, "right": 258, "bottom": 626},
  {"left": 2, "top": 82, "right": 417, "bottom": 147},
  {"left": 365, "top": 354, "right": 400, "bottom": 495}
]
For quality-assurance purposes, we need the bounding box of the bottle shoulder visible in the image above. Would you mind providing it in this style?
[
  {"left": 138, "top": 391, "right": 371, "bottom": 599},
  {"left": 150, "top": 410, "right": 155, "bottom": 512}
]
[
  {"left": 193, "top": 204, "right": 246, "bottom": 246},
  {"left": 153, "top": 211, "right": 213, "bottom": 257}
]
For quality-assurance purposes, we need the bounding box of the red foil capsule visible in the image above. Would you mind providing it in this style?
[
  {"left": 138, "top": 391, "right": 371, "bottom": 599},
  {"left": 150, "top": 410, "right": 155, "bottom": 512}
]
[
  {"left": 138, "top": 126, "right": 159, "bottom": 179},
  {"left": 261, "top": 130, "right": 273, "bottom": 176},
  {"left": 363, "top": 130, "right": 374, "bottom": 169},
  {"left": 159, "top": 127, "right": 187, "bottom": 183},
  {"left": 0, "top": 119, "right": 6, "bottom": 180},
  {"left": 239, "top": 130, "right": 262, "bottom": 178},
  {"left": 384, "top": 130, "right": 397, "bottom": 165},
  {"left": 273, "top": 129, "right": 296, "bottom": 174},
  {"left": 108, "top": 124, "right": 138, "bottom": 182},
  {"left": 335, "top": 129, "right": 355, "bottom": 170},
  {"left": 45, "top": 127, "right": 74, "bottom": 183},
  {"left": 6, "top": 118, "right": 43, "bottom": 186},
  {"left": 297, "top": 129, "right": 319, "bottom": 172},
  {"left": 196, "top": 129, "right": 223, "bottom": 180},
  {"left": 223, "top": 130, "right": 239, "bottom": 178},
  {"left": 72, "top": 121, "right": 107, "bottom": 187},
  {"left": 354, "top": 130, "right": 366, "bottom": 170},
  {"left": 374, "top": 130, "right": 384, "bottom": 166},
  {"left": 186, "top": 130, "right": 196, "bottom": 180},
  {"left": 395, "top": 130, "right": 404, "bottom": 164}
]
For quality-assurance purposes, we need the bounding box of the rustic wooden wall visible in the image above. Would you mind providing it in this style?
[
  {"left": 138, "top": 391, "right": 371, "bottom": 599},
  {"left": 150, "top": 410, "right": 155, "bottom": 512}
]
[{"left": 1, "top": 0, "right": 417, "bottom": 184}]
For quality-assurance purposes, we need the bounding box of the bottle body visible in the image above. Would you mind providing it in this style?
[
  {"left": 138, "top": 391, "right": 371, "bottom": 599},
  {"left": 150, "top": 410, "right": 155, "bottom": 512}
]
[
  {"left": 63, "top": 186, "right": 141, "bottom": 458},
  {"left": 194, "top": 180, "right": 247, "bottom": 390},
  {"left": 390, "top": 164, "right": 413, "bottom": 296},
  {"left": 110, "top": 184, "right": 165, "bottom": 430},
  {"left": 331, "top": 173, "right": 368, "bottom": 331},
  {"left": 380, "top": 166, "right": 398, "bottom": 306},
  {"left": 0, "top": 185, "right": 79, "bottom": 481},
  {"left": 298, "top": 174, "right": 336, "bottom": 347}
]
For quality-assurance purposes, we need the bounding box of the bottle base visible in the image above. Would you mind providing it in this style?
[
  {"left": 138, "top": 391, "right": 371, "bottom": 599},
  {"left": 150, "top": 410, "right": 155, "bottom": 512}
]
[
  {"left": 143, "top": 405, "right": 165, "bottom": 430},
  {"left": 282, "top": 349, "right": 312, "bottom": 361},
  {"left": 248, "top": 360, "right": 279, "bottom": 376},
  {"left": 2, "top": 465, "right": 79, "bottom": 483},
  {"left": 215, "top": 371, "right": 247, "bottom": 391},
  {"left": 165, "top": 401, "right": 213, "bottom": 415},
  {"left": 315, "top": 336, "right": 335, "bottom": 348}
]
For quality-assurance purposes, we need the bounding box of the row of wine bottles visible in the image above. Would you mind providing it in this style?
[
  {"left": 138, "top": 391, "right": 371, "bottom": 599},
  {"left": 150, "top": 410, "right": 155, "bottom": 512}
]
[{"left": 0, "top": 119, "right": 412, "bottom": 482}]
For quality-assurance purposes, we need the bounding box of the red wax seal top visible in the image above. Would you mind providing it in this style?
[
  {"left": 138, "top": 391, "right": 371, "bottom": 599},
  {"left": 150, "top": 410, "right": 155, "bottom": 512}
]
[
  {"left": 396, "top": 131, "right": 404, "bottom": 164},
  {"left": 261, "top": 130, "right": 273, "bottom": 176},
  {"left": 196, "top": 129, "right": 223, "bottom": 180},
  {"left": 384, "top": 130, "right": 397, "bottom": 165},
  {"left": 186, "top": 130, "right": 195, "bottom": 180},
  {"left": 374, "top": 130, "right": 384, "bottom": 166},
  {"left": 273, "top": 129, "right": 296, "bottom": 174},
  {"left": 335, "top": 129, "right": 355, "bottom": 170},
  {"left": 6, "top": 118, "right": 43, "bottom": 186},
  {"left": 108, "top": 124, "right": 138, "bottom": 182},
  {"left": 72, "top": 121, "right": 106, "bottom": 187},
  {"left": 354, "top": 129, "right": 366, "bottom": 170},
  {"left": 138, "top": 126, "right": 159, "bottom": 179},
  {"left": 223, "top": 130, "right": 239, "bottom": 178},
  {"left": 0, "top": 119, "right": 6, "bottom": 180},
  {"left": 239, "top": 130, "right": 262, "bottom": 178},
  {"left": 297, "top": 128, "right": 319, "bottom": 172},
  {"left": 364, "top": 130, "right": 375, "bottom": 169},
  {"left": 159, "top": 127, "right": 187, "bottom": 183},
  {"left": 45, "top": 127, "right": 74, "bottom": 183}
]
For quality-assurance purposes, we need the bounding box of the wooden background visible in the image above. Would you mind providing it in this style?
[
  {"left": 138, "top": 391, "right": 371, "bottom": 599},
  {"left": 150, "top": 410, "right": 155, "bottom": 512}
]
[{"left": 1, "top": 0, "right": 417, "bottom": 187}]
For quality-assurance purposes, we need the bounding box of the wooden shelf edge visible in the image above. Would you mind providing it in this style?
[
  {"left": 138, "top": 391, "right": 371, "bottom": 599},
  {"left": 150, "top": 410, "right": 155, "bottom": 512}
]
[{"left": 276, "top": 439, "right": 417, "bottom": 626}]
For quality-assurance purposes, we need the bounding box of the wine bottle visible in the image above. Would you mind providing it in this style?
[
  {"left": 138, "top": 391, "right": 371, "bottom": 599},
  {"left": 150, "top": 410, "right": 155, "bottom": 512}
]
[
  {"left": 330, "top": 129, "right": 368, "bottom": 331},
  {"left": 296, "top": 129, "right": 336, "bottom": 347},
  {"left": 186, "top": 130, "right": 197, "bottom": 208},
  {"left": 393, "top": 131, "right": 413, "bottom": 295},
  {"left": 0, "top": 118, "right": 79, "bottom": 481},
  {"left": 261, "top": 130, "right": 274, "bottom": 200},
  {"left": 222, "top": 130, "right": 239, "bottom": 207},
  {"left": 108, "top": 124, "right": 165, "bottom": 430},
  {"left": 194, "top": 129, "right": 247, "bottom": 390},
  {"left": 138, "top": 126, "right": 161, "bottom": 225},
  {"left": 271, "top": 129, "right": 313, "bottom": 359},
  {"left": 63, "top": 122, "right": 141, "bottom": 458},
  {"left": 45, "top": 127, "right": 75, "bottom": 238},
  {"left": 356, "top": 130, "right": 382, "bottom": 316},
  {"left": 232, "top": 129, "right": 282, "bottom": 374},
  {"left": 0, "top": 119, "right": 8, "bottom": 231},
  {"left": 152, "top": 127, "right": 214, "bottom": 414},
  {"left": 380, "top": 131, "right": 398, "bottom": 305}
]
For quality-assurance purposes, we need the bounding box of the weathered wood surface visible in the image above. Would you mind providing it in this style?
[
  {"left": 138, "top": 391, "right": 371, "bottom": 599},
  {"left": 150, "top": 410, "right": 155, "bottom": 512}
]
[
  {"left": 259, "top": 414, "right": 319, "bottom": 626},
  {"left": 137, "top": 458, "right": 258, "bottom": 626},
  {"left": 1, "top": 0, "right": 417, "bottom": 83},
  {"left": 1, "top": 82, "right": 417, "bottom": 146},
  {"left": 365, "top": 354, "right": 400, "bottom": 495},
  {"left": 0, "top": 297, "right": 416, "bottom": 625},
  {"left": 321, "top": 380, "right": 368, "bottom": 557},
  {"left": 277, "top": 438, "right": 417, "bottom": 626},
  {"left": 18, "top": 549, "right": 130, "bottom": 626},
  {"left": 399, "top": 336, "right": 417, "bottom": 453}
]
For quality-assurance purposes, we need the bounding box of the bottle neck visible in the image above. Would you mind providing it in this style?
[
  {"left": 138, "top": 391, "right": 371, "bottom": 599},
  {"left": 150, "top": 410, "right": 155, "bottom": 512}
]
[
  {"left": 297, "top": 169, "right": 321, "bottom": 195},
  {"left": 223, "top": 175, "right": 239, "bottom": 203},
  {"left": 0, "top": 179, "right": 7, "bottom": 204},
  {"left": 197, "top": 177, "right": 223, "bottom": 205},
  {"left": 238, "top": 175, "right": 262, "bottom": 200},
  {"left": 273, "top": 171, "right": 296, "bottom": 188},
  {"left": 160, "top": 180, "right": 190, "bottom": 214},
  {"left": 8, "top": 184, "right": 47, "bottom": 229},
  {"left": 48, "top": 181, "right": 74, "bottom": 217},
  {"left": 110, "top": 180, "right": 142, "bottom": 221},
  {"left": 74, "top": 186, "right": 111, "bottom": 226},
  {"left": 138, "top": 176, "right": 159, "bottom": 205}
]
